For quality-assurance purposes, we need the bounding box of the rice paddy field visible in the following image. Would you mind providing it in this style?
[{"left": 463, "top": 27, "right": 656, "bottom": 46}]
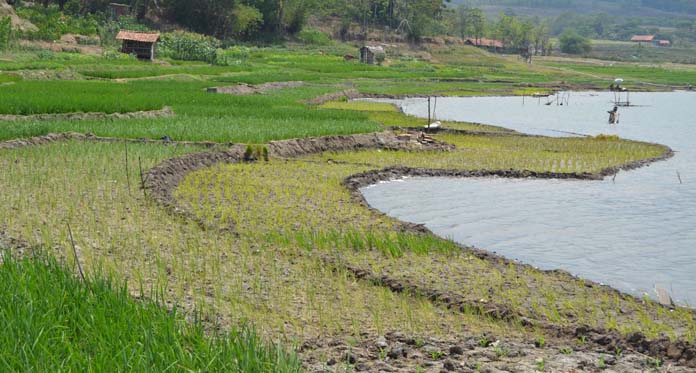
[{"left": 2, "top": 43, "right": 696, "bottom": 371}]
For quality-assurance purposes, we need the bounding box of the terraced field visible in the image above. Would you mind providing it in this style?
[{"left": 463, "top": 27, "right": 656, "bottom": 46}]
[{"left": 2, "top": 44, "right": 696, "bottom": 371}]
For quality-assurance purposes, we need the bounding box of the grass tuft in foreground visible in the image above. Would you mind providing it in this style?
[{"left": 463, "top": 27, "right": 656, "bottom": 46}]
[{"left": 0, "top": 253, "right": 301, "bottom": 372}]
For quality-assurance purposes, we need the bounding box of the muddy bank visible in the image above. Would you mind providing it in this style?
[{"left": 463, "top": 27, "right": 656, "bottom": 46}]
[
  {"left": 306, "top": 89, "right": 443, "bottom": 106},
  {"left": 0, "top": 106, "right": 174, "bottom": 122},
  {"left": 0, "top": 131, "right": 223, "bottom": 151},
  {"left": 392, "top": 125, "right": 535, "bottom": 138},
  {"left": 302, "top": 328, "right": 694, "bottom": 372},
  {"left": 268, "top": 131, "right": 453, "bottom": 158},
  {"left": 145, "top": 145, "right": 247, "bottom": 209},
  {"left": 207, "top": 81, "right": 304, "bottom": 95}
]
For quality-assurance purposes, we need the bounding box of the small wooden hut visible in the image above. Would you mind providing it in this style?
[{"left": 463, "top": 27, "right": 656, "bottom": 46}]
[
  {"left": 359, "top": 46, "right": 385, "bottom": 65},
  {"left": 116, "top": 31, "right": 160, "bottom": 61}
]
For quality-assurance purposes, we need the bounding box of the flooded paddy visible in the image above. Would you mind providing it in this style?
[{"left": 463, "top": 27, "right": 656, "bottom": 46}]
[{"left": 362, "top": 92, "right": 696, "bottom": 304}]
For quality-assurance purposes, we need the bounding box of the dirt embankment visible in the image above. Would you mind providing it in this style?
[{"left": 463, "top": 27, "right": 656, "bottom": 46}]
[
  {"left": 268, "top": 131, "right": 453, "bottom": 158},
  {"left": 0, "top": 106, "right": 174, "bottom": 122},
  {"left": 0, "top": 131, "right": 222, "bottom": 151},
  {"left": 305, "top": 89, "right": 439, "bottom": 106},
  {"left": 207, "top": 81, "right": 305, "bottom": 95}
]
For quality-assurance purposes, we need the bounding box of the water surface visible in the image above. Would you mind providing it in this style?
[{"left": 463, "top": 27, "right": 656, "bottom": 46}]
[{"left": 362, "top": 92, "right": 696, "bottom": 304}]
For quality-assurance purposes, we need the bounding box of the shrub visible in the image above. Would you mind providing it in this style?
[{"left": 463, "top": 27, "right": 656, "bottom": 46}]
[
  {"left": 159, "top": 31, "right": 219, "bottom": 63},
  {"left": 560, "top": 31, "right": 592, "bottom": 55},
  {"left": 0, "top": 16, "right": 13, "bottom": 51},
  {"left": 214, "top": 46, "right": 249, "bottom": 66},
  {"left": 297, "top": 28, "right": 332, "bottom": 46},
  {"left": 16, "top": 5, "right": 98, "bottom": 41},
  {"left": 99, "top": 16, "right": 150, "bottom": 47}
]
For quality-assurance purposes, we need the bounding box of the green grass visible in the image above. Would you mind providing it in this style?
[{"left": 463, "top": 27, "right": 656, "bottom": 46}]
[
  {"left": 543, "top": 62, "right": 696, "bottom": 86},
  {"left": 0, "top": 82, "right": 381, "bottom": 143},
  {"left": 0, "top": 73, "right": 22, "bottom": 83},
  {"left": 0, "top": 141, "right": 501, "bottom": 346},
  {"left": 0, "top": 253, "right": 301, "bottom": 372}
]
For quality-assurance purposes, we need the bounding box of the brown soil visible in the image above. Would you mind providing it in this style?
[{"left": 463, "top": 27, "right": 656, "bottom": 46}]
[
  {"left": 0, "top": 106, "right": 174, "bottom": 122},
  {"left": 268, "top": 131, "right": 453, "bottom": 158},
  {"left": 207, "top": 81, "right": 305, "bottom": 95},
  {"left": 0, "top": 131, "right": 222, "bottom": 151}
]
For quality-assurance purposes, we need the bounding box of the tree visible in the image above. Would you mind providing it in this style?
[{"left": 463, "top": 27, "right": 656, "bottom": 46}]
[
  {"left": 466, "top": 7, "right": 485, "bottom": 43},
  {"left": 559, "top": 30, "right": 591, "bottom": 54}
]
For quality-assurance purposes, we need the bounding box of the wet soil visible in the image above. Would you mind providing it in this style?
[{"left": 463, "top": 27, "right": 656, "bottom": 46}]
[
  {"left": 207, "top": 81, "right": 305, "bottom": 95},
  {"left": 0, "top": 106, "right": 174, "bottom": 122}
]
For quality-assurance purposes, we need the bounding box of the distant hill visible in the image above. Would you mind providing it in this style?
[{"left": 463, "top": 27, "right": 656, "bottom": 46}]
[{"left": 452, "top": 0, "right": 696, "bottom": 18}]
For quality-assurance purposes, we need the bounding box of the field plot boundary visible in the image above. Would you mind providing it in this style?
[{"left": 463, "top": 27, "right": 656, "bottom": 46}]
[{"left": 0, "top": 106, "right": 175, "bottom": 122}]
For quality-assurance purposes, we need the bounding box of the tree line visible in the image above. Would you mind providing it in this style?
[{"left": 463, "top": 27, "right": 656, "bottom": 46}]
[{"left": 18, "top": 0, "right": 453, "bottom": 41}]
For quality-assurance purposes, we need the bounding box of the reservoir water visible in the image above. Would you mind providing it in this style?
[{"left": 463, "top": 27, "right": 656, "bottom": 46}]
[{"left": 361, "top": 92, "right": 696, "bottom": 304}]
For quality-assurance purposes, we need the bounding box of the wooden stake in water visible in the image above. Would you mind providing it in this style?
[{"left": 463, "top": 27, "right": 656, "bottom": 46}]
[
  {"left": 677, "top": 171, "right": 683, "bottom": 184},
  {"left": 427, "top": 97, "right": 431, "bottom": 128}
]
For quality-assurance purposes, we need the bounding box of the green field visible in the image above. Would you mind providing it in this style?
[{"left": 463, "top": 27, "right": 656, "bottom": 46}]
[
  {"left": 0, "top": 254, "right": 300, "bottom": 372},
  {"left": 2, "top": 42, "right": 696, "bottom": 370}
]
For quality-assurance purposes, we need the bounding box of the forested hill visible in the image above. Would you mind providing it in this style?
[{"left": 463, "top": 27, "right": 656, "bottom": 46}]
[{"left": 453, "top": 0, "right": 696, "bottom": 17}]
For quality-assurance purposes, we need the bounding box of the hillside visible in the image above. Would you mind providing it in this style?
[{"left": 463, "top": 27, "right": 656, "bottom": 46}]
[
  {"left": 0, "top": 0, "right": 36, "bottom": 31},
  {"left": 453, "top": 0, "right": 696, "bottom": 18}
]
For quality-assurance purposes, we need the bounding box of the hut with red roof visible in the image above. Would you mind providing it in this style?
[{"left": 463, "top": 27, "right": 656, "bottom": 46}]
[{"left": 116, "top": 31, "right": 161, "bottom": 61}]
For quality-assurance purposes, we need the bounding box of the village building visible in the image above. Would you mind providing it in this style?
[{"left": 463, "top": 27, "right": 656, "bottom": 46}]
[
  {"left": 464, "top": 38, "right": 505, "bottom": 53},
  {"left": 116, "top": 31, "right": 160, "bottom": 61},
  {"left": 630, "top": 35, "right": 655, "bottom": 44},
  {"left": 630, "top": 35, "right": 672, "bottom": 47},
  {"left": 359, "top": 46, "right": 385, "bottom": 65}
]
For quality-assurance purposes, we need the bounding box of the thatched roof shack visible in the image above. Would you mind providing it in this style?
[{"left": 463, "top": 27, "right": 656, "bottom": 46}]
[
  {"left": 359, "top": 46, "right": 385, "bottom": 65},
  {"left": 116, "top": 31, "right": 160, "bottom": 61}
]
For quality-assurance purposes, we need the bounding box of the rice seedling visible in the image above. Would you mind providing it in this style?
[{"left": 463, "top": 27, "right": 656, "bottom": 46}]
[
  {"left": 171, "top": 130, "right": 691, "bottom": 344},
  {"left": 0, "top": 141, "right": 514, "bottom": 353},
  {"left": 0, "top": 253, "right": 301, "bottom": 372}
]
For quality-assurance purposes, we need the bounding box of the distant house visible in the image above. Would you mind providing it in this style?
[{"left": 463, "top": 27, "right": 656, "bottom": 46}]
[
  {"left": 116, "top": 31, "right": 160, "bottom": 61},
  {"left": 630, "top": 35, "right": 655, "bottom": 43},
  {"left": 359, "top": 46, "right": 385, "bottom": 65},
  {"left": 657, "top": 40, "right": 671, "bottom": 47},
  {"left": 464, "top": 38, "right": 505, "bottom": 53}
]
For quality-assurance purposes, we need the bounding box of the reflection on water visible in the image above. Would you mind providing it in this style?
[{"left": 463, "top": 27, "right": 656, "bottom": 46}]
[{"left": 362, "top": 92, "right": 696, "bottom": 304}]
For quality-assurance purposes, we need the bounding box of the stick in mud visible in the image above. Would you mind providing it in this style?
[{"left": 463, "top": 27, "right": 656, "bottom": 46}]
[
  {"left": 67, "top": 223, "right": 88, "bottom": 288},
  {"left": 125, "top": 143, "right": 131, "bottom": 195},
  {"left": 138, "top": 156, "right": 146, "bottom": 197}
]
